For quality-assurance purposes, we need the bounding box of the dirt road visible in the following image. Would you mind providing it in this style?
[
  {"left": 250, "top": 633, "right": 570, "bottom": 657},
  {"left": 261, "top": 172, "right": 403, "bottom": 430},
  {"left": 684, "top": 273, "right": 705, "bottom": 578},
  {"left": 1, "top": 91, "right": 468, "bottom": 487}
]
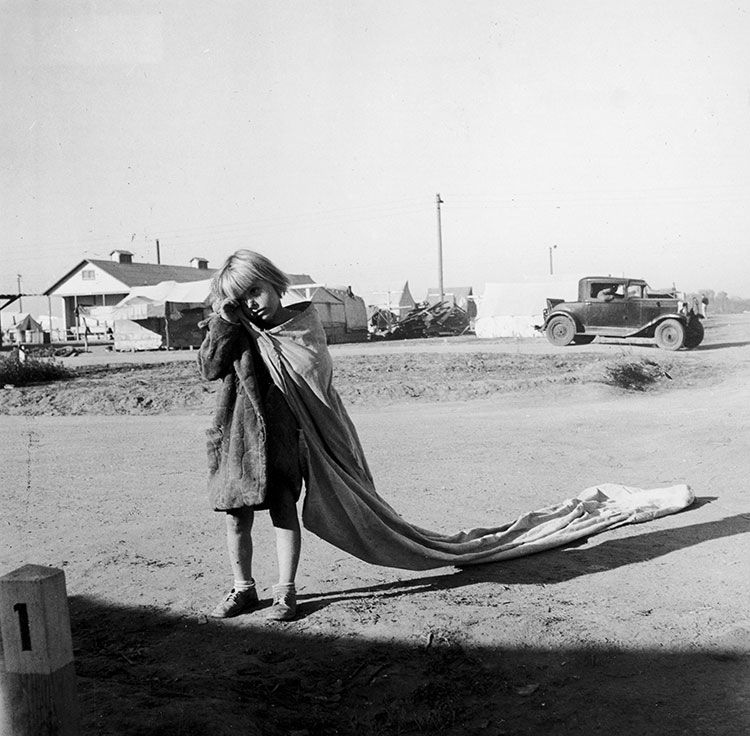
[{"left": 1, "top": 315, "right": 749, "bottom": 735}]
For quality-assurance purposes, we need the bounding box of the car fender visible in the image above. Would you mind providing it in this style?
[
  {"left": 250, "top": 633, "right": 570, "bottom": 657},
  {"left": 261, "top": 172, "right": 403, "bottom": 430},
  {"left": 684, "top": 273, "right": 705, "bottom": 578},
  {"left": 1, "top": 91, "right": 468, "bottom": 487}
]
[
  {"left": 629, "top": 312, "right": 688, "bottom": 337},
  {"left": 543, "top": 308, "right": 583, "bottom": 333}
]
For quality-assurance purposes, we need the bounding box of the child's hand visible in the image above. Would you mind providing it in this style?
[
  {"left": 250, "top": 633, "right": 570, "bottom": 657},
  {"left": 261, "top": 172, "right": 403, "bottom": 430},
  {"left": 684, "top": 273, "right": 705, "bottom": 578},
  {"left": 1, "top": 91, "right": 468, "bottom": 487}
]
[{"left": 216, "top": 298, "right": 241, "bottom": 324}]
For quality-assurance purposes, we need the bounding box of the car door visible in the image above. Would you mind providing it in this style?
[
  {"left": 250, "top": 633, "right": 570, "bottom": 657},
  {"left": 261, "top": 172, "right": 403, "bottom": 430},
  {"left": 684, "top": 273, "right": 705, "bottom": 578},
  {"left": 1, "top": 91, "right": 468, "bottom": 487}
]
[
  {"left": 639, "top": 296, "right": 671, "bottom": 326},
  {"left": 623, "top": 282, "right": 644, "bottom": 330},
  {"left": 585, "top": 283, "right": 628, "bottom": 334}
]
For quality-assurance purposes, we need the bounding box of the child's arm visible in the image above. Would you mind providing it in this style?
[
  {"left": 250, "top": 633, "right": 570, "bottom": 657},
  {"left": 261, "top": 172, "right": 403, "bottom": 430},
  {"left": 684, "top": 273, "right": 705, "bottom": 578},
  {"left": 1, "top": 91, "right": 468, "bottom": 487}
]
[{"left": 197, "top": 310, "right": 243, "bottom": 381}]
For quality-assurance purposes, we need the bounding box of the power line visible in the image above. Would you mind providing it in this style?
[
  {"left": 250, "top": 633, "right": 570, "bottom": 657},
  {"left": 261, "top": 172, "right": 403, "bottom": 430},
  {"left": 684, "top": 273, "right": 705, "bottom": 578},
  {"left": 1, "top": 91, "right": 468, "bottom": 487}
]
[
  {"left": 152, "top": 197, "right": 429, "bottom": 237},
  {"left": 6, "top": 184, "right": 750, "bottom": 255},
  {"left": 6, "top": 196, "right": 431, "bottom": 252}
]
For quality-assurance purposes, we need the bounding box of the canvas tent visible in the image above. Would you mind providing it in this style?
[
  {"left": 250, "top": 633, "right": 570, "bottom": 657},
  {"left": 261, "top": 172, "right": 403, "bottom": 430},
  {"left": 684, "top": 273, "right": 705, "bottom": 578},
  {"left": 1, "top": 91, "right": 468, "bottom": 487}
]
[
  {"left": 7, "top": 313, "right": 44, "bottom": 344},
  {"left": 112, "top": 277, "right": 368, "bottom": 350},
  {"left": 112, "top": 279, "right": 212, "bottom": 350},
  {"left": 0, "top": 312, "right": 29, "bottom": 344},
  {"left": 285, "top": 286, "right": 368, "bottom": 344},
  {"left": 395, "top": 281, "right": 417, "bottom": 318},
  {"left": 320, "top": 287, "right": 368, "bottom": 343},
  {"left": 0, "top": 312, "right": 68, "bottom": 346},
  {"left": 475, "top": 280, "right": 579, "bottom": 338}
]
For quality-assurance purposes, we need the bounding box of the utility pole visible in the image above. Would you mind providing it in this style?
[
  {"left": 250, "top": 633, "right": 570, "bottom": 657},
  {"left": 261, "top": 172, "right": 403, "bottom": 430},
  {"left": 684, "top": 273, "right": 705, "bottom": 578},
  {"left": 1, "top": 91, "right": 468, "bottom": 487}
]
[
  {"left": 548, "top": 245, "right": 557, "bottom": 276},
  {"left": 156, "top": 238, "right": 161, "bottom": 265},
  {"left": 436, "top": 193, "right": 444, "bottom": 303},
  {"left": 17, "top": 274, "right": 22, "bottom": 312},
  {"left": 47, "top": 295, "right": 53, "bottom": 343}
]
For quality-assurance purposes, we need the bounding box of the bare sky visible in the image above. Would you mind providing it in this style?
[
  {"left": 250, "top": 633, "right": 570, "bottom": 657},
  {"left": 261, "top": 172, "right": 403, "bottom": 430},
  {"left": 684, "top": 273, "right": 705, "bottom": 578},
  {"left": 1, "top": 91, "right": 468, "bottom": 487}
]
[{"left": 2, "top": 0, "right": 749, "bottom": 309}]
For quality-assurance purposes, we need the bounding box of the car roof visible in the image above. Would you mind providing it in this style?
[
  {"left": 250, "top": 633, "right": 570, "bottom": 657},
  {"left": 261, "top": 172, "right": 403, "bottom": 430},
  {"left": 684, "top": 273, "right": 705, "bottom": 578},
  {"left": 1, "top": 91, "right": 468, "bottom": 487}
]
[{"left": 583, "top": 276, "right": 647, "bottom": 284}]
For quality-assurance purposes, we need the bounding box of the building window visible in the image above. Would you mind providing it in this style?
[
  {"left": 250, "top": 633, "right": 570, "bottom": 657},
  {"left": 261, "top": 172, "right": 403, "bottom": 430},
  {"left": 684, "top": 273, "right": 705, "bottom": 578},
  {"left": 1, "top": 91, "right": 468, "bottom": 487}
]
[{"left": 82, "top": 270, "right": 95, "bottom": 280}]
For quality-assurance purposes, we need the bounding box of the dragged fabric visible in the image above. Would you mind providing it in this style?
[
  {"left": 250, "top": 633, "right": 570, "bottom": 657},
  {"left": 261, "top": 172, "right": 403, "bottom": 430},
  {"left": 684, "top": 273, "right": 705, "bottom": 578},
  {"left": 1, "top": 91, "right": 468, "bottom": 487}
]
[{"left": 240, "top": 305, "right": 694, "bottom": 571}]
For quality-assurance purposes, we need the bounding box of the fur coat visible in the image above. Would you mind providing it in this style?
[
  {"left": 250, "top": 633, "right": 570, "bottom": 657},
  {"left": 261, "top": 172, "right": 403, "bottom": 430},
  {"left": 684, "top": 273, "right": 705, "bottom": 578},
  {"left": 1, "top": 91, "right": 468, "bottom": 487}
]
[{"left": 197, "top": 314, "right": 302, "bottom": 511}]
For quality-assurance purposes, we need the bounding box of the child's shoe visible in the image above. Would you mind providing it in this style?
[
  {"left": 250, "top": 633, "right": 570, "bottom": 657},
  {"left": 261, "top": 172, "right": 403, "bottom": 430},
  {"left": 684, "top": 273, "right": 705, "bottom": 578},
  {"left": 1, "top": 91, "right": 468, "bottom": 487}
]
[
  {"left": 210, "top": 587, "right": 259, "bottom": 618},
  {"left": 266, "top": 584, "right": 297, "bottom": 621}
]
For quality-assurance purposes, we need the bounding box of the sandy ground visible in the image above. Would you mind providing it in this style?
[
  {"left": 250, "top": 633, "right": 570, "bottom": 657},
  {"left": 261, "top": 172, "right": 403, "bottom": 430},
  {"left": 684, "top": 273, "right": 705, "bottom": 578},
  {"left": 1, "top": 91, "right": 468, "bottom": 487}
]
[{"left": 1, "top": 315, "right": 749, "bottom": 735}]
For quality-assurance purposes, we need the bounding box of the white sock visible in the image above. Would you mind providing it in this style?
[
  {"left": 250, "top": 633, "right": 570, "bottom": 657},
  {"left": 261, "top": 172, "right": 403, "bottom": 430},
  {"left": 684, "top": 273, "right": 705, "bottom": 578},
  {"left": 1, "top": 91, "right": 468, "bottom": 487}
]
[
  {"left": 234, "top": 578, "right": 255, "bottom": 592},
  {"left": 273, "top": 583, "right": 295, "bottom": 593}
]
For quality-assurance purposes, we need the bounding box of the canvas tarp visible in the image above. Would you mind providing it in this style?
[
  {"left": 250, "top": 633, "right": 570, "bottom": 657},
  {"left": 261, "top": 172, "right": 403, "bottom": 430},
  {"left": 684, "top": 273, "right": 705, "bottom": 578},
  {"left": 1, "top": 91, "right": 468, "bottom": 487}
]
[
  {"left": 117, "top": 279, "right": 213, "bottom": 313},
  {"left": 113, "top": 319, "right": 163, "bottom": 351},
  {"left": 1, "top": 312, "right": 68, "bottom": 344},
  {"left": 326, "top": 287, "right": 368, "bottom": 341},
  {"left": 113, "top": 279, "right": 213, "bottom": 350},
  {"left": 1, "top": 313, "right": 44, "bottom": 344},
  {"left": 13, "top": 314, "right": 42, "bottom": 333},
  {"left": 113, "top": 277, "right": 368, "bottom": 349},
  {"left": 475, "top": 280, "right": 579, "bottom": 338},
  {"left": 285, "top": 286, "right": 368, "bottom": 343},
  {"left": 299, "top": 288, "right": 346, "bottom": 343},
  {"left": 240, "top": 304, "right": 695, "bottom": 570}
]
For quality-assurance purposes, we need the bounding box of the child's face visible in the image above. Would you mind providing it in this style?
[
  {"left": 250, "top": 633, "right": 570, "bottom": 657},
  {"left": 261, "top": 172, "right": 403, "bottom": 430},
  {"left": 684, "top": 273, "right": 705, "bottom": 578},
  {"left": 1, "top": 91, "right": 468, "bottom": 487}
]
[{"left": 243, "top": 280, "right": 282, "bottom": 323}]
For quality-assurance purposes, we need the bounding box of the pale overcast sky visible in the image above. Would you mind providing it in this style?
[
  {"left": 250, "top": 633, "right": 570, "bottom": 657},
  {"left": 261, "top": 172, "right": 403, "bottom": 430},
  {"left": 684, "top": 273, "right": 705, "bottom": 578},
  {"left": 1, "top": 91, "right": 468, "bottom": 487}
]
[{"left": 2, "top": 0, "right": 749, "bottom": 310}]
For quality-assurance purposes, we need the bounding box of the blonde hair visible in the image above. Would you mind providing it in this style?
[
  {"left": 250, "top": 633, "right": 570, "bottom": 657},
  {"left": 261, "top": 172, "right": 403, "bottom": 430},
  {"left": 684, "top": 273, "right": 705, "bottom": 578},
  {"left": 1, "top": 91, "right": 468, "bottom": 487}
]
[{"left": 210, "top": 250, "right": 290, "bottom": 306}]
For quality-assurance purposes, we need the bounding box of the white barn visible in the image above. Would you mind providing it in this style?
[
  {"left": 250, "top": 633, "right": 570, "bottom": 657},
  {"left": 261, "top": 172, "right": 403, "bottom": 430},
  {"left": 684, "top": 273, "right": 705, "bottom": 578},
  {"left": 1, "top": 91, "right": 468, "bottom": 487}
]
[{"left": 44, "top": 250, "right": 215, "bottom": 337}]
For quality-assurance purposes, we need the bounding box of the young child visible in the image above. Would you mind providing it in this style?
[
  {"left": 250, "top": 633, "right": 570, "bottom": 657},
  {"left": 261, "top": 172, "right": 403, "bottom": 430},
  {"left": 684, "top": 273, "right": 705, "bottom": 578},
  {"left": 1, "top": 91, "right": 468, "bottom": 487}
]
[
  {"left": 198, "top": 249, "right": 306, "bottom": 621},
  {"left": 199, "top": 250, "right": 695, "bottom": 618}
]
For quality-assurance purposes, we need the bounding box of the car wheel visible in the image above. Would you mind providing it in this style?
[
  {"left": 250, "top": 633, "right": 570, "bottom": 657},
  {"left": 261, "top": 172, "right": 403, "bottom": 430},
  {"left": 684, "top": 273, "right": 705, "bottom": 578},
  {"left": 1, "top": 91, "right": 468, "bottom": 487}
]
[
  {"left": 572, "top": 335, "right": 596, "bottom": 345},
  {"left": 683, "top": 319, "right": 705, "bottom": 349},
  {"left": 545, "top": 315, "right": 576, "bottom": 346},
  {"left": 654, "top": 319, "right": 685, "bottom": 350}
]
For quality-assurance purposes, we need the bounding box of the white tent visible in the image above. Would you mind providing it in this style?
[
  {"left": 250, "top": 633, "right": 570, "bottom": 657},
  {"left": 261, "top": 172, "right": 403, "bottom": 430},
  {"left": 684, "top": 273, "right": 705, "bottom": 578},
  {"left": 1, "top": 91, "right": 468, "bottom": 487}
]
[
  {"left": 112, "top": 279, "right": 213, "bottom": 350},
  {"left": 119, "top": 278, "right": 317, "bottom": 314},
  {"left": 475, "top": 279, "right": 579, "bottom": 338},
  {"left": 118, "top": 279, "right": 213, "bottom": 309},
  {"left": 0, "top": 311, "right": 66, "bottom": 343}
]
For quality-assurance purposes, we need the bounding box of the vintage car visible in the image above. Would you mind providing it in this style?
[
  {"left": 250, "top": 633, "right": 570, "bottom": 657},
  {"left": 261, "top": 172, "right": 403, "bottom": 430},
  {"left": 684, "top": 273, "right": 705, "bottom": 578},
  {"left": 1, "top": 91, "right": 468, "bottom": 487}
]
[{"left": 537, "top": 276, "right": 704, "bottom": 350}]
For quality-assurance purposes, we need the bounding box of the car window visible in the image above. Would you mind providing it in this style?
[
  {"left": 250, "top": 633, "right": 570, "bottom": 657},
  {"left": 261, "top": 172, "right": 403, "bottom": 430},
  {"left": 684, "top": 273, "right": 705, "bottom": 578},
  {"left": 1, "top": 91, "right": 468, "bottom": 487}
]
[
  {"left": 591, "top": 283, "right": 610, "bottom": 298},
  {"left": 627, "top": 284, "right": 643, "bottom": 298},
  {"left": 592, "top": 283, "right": 624, "bottom": 300}
]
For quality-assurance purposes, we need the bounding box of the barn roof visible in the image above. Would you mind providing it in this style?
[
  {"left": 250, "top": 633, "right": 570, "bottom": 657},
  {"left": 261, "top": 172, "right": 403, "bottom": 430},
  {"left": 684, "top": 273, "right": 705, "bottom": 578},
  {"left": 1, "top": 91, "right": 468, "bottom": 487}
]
[
  {"left": 45, "top": 260, "right": 316, "bottom": 296},
  {"left": 44, "top": 259, "right": 217, "bottom": 294},
  {"left": 288, "top": 273, "right": 315, "bottom": 286}
]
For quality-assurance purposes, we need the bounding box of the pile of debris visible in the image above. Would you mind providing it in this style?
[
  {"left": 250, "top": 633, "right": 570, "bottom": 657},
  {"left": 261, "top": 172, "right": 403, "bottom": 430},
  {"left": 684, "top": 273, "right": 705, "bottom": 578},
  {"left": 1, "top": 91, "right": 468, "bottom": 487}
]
[{"left": 370, "top": 302, "right": 471, "bottom": 340}]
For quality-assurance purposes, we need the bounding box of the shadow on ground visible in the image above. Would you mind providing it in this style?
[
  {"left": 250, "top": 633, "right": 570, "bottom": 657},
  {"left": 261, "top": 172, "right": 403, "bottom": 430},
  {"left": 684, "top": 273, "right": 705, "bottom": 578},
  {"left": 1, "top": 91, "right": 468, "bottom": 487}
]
[
  {"left": 693, "top": 340, "right": 750, "bottom": 351},
  {"left": 66, "top": 502, "right": 749, "bottom": 736}
]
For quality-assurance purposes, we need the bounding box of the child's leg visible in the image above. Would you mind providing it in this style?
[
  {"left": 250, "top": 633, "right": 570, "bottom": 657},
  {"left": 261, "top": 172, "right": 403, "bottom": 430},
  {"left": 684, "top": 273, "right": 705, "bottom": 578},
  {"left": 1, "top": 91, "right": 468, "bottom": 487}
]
[
  {"left": 225, "top": 506, "right": 255, "bottom": 583},
  {"left": 210, "top": 507, "right": 258, "bottom": 618},
  {"left": 269, "top": 490, "right": 300, "bottom": 584},
  {"left": 266, "top": 489, "right": 300, "bottom": 621}
]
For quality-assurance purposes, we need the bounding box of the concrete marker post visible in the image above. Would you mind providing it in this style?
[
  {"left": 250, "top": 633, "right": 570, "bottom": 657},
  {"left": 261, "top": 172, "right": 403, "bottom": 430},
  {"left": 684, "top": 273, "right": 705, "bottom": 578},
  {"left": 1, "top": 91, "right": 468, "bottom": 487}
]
[{"left": 0, "top": 565, "right": 80, "bottom": 736}]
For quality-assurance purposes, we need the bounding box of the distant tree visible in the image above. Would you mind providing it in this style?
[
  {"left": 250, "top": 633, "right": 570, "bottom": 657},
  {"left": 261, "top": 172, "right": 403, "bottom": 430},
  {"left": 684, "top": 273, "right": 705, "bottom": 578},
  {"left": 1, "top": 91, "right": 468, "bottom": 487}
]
[{"left": 691, "top": 288, "right": 750, "bottom": 314}]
